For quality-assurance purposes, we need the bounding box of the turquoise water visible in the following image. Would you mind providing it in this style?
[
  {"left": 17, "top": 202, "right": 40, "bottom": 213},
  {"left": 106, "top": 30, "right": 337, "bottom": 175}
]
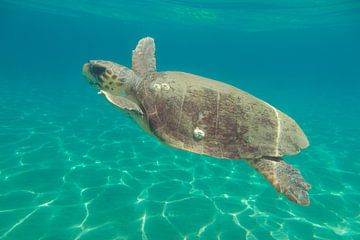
[{"left": 1, "top": 1, "right": 360, "bottom": 239}]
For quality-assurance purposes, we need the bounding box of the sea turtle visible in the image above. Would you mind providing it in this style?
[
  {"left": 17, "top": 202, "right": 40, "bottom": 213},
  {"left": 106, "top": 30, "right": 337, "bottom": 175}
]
[{"left": 82, "top": 37, "right": 311, "bottom": 206}]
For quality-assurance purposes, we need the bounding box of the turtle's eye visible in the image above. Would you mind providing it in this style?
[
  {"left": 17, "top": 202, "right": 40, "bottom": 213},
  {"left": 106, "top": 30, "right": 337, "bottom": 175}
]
[{"left": 90, "top": 64, "right": 106, "bottom": 76}]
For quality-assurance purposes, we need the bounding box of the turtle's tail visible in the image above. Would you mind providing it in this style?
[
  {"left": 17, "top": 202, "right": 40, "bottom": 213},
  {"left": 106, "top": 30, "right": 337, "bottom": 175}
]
[{"left": 246, "top": 157, "right": 311, "bottom": 206}]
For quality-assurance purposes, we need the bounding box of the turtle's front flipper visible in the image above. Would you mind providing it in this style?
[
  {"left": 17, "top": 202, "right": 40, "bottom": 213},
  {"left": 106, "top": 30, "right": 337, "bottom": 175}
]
[
  {"left": 100, "top": 90, "right": 143, "bottom": 115},
  {"left": 132, "top": 37, "right": 156, "bottom": 77},
  {"left": 246, "top": 157, "right": 311, "bottom": 206}
]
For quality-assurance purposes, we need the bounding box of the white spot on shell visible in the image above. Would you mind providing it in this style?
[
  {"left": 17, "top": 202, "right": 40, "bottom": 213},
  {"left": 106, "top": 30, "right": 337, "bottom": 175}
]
[
  {"left": 161, "top": 83, "right": 170, "bottom": 90},
  {"left": 151, "top": 83, "right": 161, "bottom": 91},
  {"left": 193, "top": 127, "right": 205, "bottom": 140}
]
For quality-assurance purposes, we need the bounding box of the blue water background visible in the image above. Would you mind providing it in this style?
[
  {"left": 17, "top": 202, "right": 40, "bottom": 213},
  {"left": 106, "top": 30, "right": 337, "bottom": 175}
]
[{"left": 0, "top": 1, "right": 359, "bottom": 239}]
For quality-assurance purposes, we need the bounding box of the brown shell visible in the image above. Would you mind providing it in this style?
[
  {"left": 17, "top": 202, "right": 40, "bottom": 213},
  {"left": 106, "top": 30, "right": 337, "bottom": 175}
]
[{"left": 134, "top": 71, "right": 309, "bottom": 160}]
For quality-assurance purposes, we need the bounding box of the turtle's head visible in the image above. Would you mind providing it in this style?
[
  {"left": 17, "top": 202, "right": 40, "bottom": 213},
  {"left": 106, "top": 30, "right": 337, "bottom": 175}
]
[{"left": 82, "top": 60, "right": 137, "bottom": 96}]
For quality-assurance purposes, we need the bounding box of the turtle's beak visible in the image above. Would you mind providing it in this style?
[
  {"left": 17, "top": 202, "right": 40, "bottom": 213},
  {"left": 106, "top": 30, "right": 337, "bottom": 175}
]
[
  {"left": 82, "top": 63, "right": 90, "bottom": 75},
  {"left": 82, "top": 62, "right": 103, "bottom": 88}
]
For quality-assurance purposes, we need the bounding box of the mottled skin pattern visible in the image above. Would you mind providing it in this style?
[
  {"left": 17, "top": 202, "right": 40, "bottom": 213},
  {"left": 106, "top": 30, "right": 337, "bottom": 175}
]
[
  {"left": 82, "top": 37, "right": 311, "bottom": 206},
  {"left": 85, "top": 60, "right": 136, "bottom": 95}
]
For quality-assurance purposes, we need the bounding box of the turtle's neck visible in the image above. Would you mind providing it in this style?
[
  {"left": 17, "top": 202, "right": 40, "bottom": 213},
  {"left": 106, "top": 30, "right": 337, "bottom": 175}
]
[
  {"left": 117, "top": 68, "right": 138, "bottom": 96},
  {"left": 121, "top": 69, "right": 144, "bottom": 105}
]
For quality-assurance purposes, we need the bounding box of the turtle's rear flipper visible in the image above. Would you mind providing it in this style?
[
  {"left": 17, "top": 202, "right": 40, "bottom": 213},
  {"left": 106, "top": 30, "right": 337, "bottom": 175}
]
[{"left": 246, "top": 157, "right": 311, "bottom": 206}]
